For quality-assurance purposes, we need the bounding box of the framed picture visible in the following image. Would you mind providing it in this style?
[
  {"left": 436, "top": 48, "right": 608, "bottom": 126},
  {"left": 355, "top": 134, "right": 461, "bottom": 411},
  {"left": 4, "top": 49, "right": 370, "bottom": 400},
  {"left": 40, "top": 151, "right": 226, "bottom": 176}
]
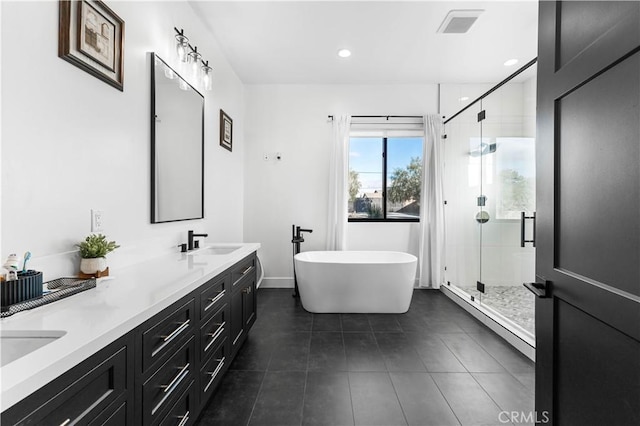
[
  {"left": 59, "top": 0, "right": 125, "bottom": 91},
  {"left": 220, "top": 110, "right": 233, "bottom": 152}
]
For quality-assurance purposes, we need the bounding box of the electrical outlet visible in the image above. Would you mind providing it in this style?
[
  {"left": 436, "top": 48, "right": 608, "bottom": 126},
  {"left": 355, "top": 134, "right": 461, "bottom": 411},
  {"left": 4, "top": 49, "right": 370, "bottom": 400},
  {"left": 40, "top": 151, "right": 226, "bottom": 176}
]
[{"left": 91, "top": 209, "right": 104, "bottom": 232}]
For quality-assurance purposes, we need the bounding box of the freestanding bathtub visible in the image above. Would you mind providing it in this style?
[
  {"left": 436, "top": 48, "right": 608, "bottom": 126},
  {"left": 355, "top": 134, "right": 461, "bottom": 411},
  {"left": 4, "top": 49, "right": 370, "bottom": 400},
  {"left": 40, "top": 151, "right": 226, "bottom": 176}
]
[{"left": 293, "top": 251, "right": 418, "bottom": 313}]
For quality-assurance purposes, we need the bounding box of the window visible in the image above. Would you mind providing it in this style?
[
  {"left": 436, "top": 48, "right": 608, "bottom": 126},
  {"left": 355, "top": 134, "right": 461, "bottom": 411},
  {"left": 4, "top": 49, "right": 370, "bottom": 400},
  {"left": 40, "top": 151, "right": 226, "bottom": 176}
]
[
  {"left": 348, "top": 136, "right": 423, "bottom": 221},
  {"left": 494, "top": 137, "right": 536, "bottom": 220}
]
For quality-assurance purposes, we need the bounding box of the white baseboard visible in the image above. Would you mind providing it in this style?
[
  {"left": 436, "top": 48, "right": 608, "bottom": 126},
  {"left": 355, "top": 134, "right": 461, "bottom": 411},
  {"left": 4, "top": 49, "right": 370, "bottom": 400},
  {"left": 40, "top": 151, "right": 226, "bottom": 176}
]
[
  {"left": 440, "top": 285, "right": 536, "bottom": 361},
  {"left": 259, "top": 277, "right": 294, "bottom": 288}
]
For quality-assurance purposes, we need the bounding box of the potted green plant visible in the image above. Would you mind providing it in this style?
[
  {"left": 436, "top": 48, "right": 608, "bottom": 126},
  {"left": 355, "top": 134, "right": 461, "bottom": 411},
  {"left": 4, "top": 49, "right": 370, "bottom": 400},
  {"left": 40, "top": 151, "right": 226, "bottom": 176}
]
[{"left": 76, "top": 234, "right": 120, "bottom": 275}]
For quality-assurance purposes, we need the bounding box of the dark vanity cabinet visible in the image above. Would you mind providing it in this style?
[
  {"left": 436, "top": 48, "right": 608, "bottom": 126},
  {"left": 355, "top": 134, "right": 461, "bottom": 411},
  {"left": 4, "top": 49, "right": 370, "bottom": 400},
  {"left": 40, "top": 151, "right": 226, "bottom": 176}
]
[
  {"left": 135, "top": 298, "right": 196, "bottom": 425},
  {"left": 1, "top": 252, "right": 257, "bottom": 426},
  {"left": 1, "top": 334, "right": 135, "bottom": 425},
  {"left": 230, "top": 255, "right": 257, "bottom": 356},
  {"left": 196, "top": 273, "right": 231, "bottom": 413},
  {"left": 135, "top": 252, "right": 257, "bottom": 425}
]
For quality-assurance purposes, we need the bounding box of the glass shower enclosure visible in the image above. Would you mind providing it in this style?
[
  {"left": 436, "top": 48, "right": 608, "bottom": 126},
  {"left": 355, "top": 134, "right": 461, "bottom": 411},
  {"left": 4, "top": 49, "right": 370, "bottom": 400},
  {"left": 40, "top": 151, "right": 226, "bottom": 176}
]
[{"left": 442, "top": 61, "right": 537, "bottom": 342}]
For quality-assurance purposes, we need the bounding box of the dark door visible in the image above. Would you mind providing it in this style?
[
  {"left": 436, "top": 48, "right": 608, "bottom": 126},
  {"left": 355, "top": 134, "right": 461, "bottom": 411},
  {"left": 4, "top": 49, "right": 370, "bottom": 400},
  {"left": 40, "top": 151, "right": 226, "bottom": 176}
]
[{"left": 536, "top": 1, "right": 640, "bottom": 424}]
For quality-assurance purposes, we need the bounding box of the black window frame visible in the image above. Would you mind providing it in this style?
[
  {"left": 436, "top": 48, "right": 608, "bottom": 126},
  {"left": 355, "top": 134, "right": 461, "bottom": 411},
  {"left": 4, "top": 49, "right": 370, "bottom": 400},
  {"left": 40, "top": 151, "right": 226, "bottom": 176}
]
[{"left": 348, "top": 136, "right": 421, "bottom": 223}]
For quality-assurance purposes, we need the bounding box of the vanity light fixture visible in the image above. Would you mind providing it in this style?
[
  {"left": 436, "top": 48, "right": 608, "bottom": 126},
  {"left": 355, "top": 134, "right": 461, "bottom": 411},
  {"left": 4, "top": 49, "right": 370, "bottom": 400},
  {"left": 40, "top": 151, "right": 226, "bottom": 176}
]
[
  {"left": 201, "top": 61, "right": 213, "bottom": 91},
  {"left": 178, "top": 79, "right": 191, "bottom": 91},
  {"left": 187, "top": 46, "right": 202, "bottom": 78},
  {"left": 175, "top": 28, "right": 189, "bottom": 63},
  {"left": 164, "top": 66, "right": 176, "bottom": 80},
  {"left": 173, "top": 27, "right": 213, "bottom": 91}
]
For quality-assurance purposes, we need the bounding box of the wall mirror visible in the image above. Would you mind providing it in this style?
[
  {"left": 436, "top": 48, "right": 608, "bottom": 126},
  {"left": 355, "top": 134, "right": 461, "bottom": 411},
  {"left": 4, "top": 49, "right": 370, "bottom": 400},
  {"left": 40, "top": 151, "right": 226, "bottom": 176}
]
[{"left": 150, "top": 53, "right": 204, "bottom": 223}]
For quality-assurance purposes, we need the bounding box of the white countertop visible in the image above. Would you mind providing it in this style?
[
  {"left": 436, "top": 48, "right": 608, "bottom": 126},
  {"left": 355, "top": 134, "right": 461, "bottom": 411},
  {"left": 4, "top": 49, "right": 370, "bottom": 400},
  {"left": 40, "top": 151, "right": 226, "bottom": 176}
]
[{"left": 0, "top": 243, "right": 260, "bottom": 412}]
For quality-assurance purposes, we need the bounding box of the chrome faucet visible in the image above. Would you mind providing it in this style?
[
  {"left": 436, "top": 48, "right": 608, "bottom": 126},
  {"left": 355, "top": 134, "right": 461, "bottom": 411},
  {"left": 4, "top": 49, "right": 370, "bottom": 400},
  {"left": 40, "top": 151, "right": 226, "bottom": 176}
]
[{"left": 188, "top": 230, "right": 208, "bottom": 251}]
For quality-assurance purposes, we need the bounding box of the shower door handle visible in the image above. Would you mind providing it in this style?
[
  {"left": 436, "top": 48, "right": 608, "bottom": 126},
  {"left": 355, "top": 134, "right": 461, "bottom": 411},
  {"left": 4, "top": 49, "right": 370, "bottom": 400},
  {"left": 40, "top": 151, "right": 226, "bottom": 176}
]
[
  {"left": 520, "top": 212, "right": 536, "bottom": 247},
  {"left": 523, "top": 280, "right": 550, "bottom": 298}
]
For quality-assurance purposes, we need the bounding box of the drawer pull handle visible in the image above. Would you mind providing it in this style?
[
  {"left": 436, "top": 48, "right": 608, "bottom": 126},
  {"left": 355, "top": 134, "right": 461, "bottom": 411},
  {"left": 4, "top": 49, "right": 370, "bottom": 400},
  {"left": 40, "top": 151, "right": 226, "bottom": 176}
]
[
  {"left": 204, "top": 322, "right": 226, "bottom": 353},
  {"left": 204, "top": 357, "right": 226, "bottom": 392},
  {"left": 233, "top": 265, "right": 254, "bottom": 286},
  {"left": 60, "top": 420, "right": 71, "bottom": 426},
  {"left": 232, "top": 329, "right": 243, "bottom": 346},
  {"left": 161, "top": 363, "right": 190, "bottom": 394},
  {"left": 177, "top": 411, "right": 190, "bottom": 426},
  {"left": 160, "top": 319, "right": 190, "bottom": 343},
  {"left": 242, "top": 286, "right": 252, "bottom": 294},
  {"left": 153, "top": 364, "right": 190, "bottom": 415},
  {"left": 204, "top": 290, "right": 225, "bottom": 312}
]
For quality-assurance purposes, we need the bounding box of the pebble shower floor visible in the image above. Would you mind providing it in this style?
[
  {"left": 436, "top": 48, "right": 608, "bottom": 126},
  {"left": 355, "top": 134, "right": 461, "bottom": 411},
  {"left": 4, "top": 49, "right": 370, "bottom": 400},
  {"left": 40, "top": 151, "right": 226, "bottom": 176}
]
[{"left": 459, "top": 285, "right": 535, "bottom": 336}]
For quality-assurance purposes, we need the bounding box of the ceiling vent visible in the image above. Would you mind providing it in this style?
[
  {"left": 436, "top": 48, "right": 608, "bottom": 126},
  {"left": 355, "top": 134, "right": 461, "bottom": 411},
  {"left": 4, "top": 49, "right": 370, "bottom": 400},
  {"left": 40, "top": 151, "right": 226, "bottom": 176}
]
[{"left": 437, "top": 10, "right": 484, "bottom": 34}]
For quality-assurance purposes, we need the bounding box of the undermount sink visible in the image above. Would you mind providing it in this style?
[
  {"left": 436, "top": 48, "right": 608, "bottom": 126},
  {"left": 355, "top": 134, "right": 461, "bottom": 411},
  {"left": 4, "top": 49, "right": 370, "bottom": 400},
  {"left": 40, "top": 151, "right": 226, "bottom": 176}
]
[
  {"left": 1, "top": 330, "right": 66, "bottom": 367},
  {"left": 187, "top": 244, "right": 243, "bottom": 256}
]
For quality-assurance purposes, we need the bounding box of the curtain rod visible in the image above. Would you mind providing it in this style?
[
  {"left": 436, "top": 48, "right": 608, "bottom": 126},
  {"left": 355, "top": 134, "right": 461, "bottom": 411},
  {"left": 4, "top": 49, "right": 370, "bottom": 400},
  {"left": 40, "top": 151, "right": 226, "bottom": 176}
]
[{"left": 327, "top": 115, "right": 423, "bottom": 120}]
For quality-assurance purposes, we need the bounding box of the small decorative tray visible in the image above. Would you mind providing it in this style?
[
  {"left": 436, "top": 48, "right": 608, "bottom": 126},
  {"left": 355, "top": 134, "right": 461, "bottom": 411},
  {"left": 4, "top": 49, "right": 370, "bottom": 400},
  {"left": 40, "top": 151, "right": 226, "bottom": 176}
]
[{"left": 1, "top": 277, "right": 97, "bottom": 318}]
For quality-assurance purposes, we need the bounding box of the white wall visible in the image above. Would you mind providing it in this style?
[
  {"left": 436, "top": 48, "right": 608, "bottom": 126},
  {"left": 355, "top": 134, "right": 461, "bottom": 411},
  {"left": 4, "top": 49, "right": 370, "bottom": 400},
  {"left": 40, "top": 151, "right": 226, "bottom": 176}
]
[
  {"left": 243, "top": 84, "right": 438, "bottom": 287},
  {"left": 1, "top": 1, "right": 245, "bottom": 280}
]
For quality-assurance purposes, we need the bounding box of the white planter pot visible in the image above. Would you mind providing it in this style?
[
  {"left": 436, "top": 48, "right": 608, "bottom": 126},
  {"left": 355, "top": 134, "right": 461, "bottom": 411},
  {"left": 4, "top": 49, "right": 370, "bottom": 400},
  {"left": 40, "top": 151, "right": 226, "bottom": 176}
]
[{"left": 80, "top": 257, "right": 107, "bottom": 274}]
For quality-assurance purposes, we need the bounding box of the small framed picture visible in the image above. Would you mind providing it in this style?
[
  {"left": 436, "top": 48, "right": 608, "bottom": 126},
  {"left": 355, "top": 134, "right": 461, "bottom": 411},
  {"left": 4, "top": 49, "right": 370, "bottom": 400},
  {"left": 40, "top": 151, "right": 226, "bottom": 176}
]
[
  {"left": 58, "top": 0, "right": 125, "bottom": 91},
  {"left": 220, "top": 109, "right": 233, "bottom": 152}
]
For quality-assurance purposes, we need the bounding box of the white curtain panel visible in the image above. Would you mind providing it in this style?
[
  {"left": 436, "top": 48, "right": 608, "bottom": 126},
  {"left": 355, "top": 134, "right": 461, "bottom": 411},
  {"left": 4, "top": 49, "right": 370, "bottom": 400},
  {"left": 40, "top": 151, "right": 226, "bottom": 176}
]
[
  {"left": 419, "top": 115, "right": 445, "bottom": 288},
  {"left": 326, "top": 115, "right": 351, "bottom": 250}
]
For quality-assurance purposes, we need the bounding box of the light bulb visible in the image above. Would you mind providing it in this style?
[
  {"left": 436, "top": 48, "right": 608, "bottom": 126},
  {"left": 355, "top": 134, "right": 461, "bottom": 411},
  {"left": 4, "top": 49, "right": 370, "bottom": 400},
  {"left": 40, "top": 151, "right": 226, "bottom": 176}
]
[
  {"left": 187, "top": 48, "right": 202, "bottom": 80},
  {"left": 202, "top": 63, "right": 213, "bottom": 91},
  {"left": 179, "top": 79, "right": 190, "bottom": 91},
  {"left": 164, "top": 66, "right": 175, "bottom": 80},
  {"left": 175, "top": 34, "right": 189, "bottom": 63}
]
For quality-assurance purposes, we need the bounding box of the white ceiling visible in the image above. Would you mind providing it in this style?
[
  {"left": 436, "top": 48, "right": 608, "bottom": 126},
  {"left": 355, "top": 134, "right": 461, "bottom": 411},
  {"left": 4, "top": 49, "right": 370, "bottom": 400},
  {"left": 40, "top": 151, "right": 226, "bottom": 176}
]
[{"left": 189, "top": 1, "right": 538, "bottom": 85}]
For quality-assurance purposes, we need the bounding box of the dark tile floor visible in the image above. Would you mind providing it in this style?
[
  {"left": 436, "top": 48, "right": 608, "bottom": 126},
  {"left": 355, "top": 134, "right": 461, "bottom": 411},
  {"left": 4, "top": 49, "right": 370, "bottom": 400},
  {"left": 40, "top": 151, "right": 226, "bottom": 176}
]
[{"left": 196, "top": 289, "right": 535, "bottom": 426}]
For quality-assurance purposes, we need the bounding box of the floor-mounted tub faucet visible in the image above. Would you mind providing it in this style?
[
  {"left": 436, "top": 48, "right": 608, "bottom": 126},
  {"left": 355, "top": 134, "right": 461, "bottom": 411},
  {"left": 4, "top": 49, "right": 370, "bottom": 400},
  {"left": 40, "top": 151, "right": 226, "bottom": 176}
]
[
  {"left": 292, "top": 226, "right": 313, "bottom": 253},
  {"left": 292, "top": 225, "right": 313, "bottom": 297},
  {"left": 188, "top": 230, "right": 208, "bottom": 251}
]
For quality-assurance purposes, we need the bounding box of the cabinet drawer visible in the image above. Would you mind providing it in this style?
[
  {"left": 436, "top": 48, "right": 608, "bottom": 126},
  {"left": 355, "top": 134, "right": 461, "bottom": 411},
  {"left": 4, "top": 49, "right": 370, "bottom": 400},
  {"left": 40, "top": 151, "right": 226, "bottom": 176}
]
[
  {"left": 158, "top": 380, "right": 195, "bottom": 426},
  {"left": 199, "top": 275, "right": 229, "bottom": 320},
  {"left": 141, "top": 299, "right": 195, "bottom": 373},
  {"left": 231, "top": 255, "right": 256, "bottom": 287},
  {"left": 89, "top": 399, "right": 129, "bottom": 426},
  {"left": 2, "top": 345, "right": 129, "bottom": 426},
  {"left": 143, "top": 337, "right": 195, "bottom": 425},
  {"left": 200, "top": 337, "right": 229, "bottom": 403},
  {"left": 200, "top": 303, "right": 229, "bottom": 360}
]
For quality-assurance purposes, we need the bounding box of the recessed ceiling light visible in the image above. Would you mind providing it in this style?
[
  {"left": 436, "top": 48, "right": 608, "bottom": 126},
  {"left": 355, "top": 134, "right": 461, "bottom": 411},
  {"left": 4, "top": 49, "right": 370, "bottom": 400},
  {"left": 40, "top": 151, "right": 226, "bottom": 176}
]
[
  {"left": 459, "top": 96, "right": 469, "bottom": 102},
  {"left": 337, "top": 49, "right": 351, "bottom": 58},
  {"left": 504, "top": 58, "right": 519, "bottom": 67}
]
